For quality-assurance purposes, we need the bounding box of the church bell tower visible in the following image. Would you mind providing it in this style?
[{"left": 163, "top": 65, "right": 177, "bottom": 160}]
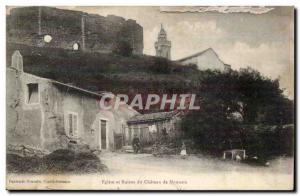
[{"left": 155, "top": 24, "right": 171, "bottom": 59}]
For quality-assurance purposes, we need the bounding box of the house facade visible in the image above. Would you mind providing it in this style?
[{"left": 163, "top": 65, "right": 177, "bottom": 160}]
[
  {"left": 177, "top": 48, "right": 231, "bottom": 72},
  {"left": 7, "top": 50, "right": 138, "bottom": 152}
]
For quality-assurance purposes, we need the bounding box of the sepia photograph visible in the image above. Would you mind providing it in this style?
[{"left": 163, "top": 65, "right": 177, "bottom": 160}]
[{"left": 5, "top": 5, "right": 295, "bottom": 190}]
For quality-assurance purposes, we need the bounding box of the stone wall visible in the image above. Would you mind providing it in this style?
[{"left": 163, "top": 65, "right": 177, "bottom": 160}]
[
  {"left": 6, "top": 68, "right": 101, "bottom": 152},
  {"left": 7, "top": 69, "right": 41, "bottom": 149},
  {"left": 7, "top": 66, "right": 139, "bottom": 152},
  {"left": 7, "top": 6, "right": 143, "bottom": 55}
]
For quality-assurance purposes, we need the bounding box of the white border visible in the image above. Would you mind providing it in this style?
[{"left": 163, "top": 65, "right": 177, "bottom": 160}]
[{"left": 2, "top": 0, "right": 299, "bottom": 6}]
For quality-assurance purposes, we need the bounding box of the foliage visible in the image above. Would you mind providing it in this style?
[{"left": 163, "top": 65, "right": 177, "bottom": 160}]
[
  {"left": 148, "top": 57, "right": 172, "bottom": 74},
  {"left": 182, "top": 68, "right": 294, "bottom": 157},
  {"left": 113, "top": 39, "right": 133, "bottom": 57},
  {"left": 7, "top": 43, "right": 199, "bottom": 113},
  {"left": 7, "top": 149, "right": 107, "bottom": 174}
]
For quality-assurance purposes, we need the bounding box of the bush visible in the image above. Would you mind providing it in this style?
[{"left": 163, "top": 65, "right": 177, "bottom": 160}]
[
  {"left": 113, "top": 40, "right": 133, "bottom": 57},
  {"left": 149, "top": 57, "right": 172, "bottom": 74},
  {"left": 6, "top": 154, "right": 43, "bottom": 173},
  {"left": 242, "top": 125, "right": 294, "bottom": 158},
  {"left": 7, "top": 149, "right": 107, "bottom": 174}
]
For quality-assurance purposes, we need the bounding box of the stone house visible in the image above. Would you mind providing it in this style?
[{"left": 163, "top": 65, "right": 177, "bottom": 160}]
[
  {"left": 177, "top": 48, "right": 231, "bottom": 72},
  {"left": 6, "top": 50, "right": 138, "bottom": 152},
  {"left": 125, "top": 111, "right": 183, "bottom": 146}
]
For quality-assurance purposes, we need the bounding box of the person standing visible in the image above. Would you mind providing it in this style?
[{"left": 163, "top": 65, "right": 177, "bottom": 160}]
[
  {"left": 132, "top": 134, "right": 141, "bottom": 153},
  {"left": 180, "top": 142, "right": 187, "bottom": 159}
]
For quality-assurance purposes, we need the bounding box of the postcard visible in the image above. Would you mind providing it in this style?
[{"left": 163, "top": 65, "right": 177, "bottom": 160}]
[{"left": 6, "top": 6, "right": 294, "bottom": 190}]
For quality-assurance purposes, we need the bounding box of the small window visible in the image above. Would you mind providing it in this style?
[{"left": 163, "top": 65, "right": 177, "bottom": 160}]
[
  {"left": 73, "top": 43, "right": 80, "bottom": 50},
  {"left": 27, "top": 83, "right": 39, "bottom": 104},
  {"left": 44, "top": 35, "right": 52, "bottom": 43},
  {"left": 67, "top": 113, "right": 78, "bottom": 137}
]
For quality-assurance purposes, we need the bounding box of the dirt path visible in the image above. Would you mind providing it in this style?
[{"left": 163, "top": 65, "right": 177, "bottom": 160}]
[
  {"left": 100, "top": 152, "right": 293, "bottom": 175},
  {"left": 98, "top": 152, "right": 293, "bottom": 190}
]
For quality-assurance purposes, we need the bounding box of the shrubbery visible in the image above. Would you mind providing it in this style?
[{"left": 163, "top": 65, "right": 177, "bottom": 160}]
[
  {"left": 181, "top": 68, "right": 294, "bottom": 158},
  {"left": 148, "top": 57, "right": 172, "bottom": 74},
  {"left": 7, "top": 149, "right": 107, "bottom": 174}
]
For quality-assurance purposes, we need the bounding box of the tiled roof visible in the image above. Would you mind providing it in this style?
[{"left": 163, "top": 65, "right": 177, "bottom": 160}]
[{"left": 127, "top": 111, "right": 180, "bottom": 124}]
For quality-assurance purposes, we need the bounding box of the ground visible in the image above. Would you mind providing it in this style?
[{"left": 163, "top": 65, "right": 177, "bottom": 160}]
[
  {"left": 6, "top": 152, "right": 294, "bottom": 190},
  {"left": 100, "top": 151, "right": 294, "bottom": 190}
]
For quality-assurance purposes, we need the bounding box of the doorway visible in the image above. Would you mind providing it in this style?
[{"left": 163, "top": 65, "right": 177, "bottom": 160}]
[{"left": 99, "top": 119, "right": 108, "bottom": 150}]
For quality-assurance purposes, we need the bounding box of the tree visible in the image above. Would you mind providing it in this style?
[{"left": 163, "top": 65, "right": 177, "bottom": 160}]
[
  {"left": 148, "top": 57, "right": 172, "bottom": 74},
  {"left": 181, "top": 68, "right": 294, "bottom": 157},
  {"left": 113, "top": 39, "right": 133, "bottom": 57}
]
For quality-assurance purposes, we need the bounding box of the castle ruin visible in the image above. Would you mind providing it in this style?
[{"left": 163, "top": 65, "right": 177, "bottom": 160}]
[{"left": 7, "top": 6, "right": 144, "bottom": 55}]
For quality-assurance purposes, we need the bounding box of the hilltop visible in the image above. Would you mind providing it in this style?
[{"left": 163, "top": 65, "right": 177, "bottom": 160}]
[{"left": 7, "top": 43, "right": 201, "bottom": 102}]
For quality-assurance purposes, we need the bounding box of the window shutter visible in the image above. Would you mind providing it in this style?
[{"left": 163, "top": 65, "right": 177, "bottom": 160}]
[
  {"left": 73, "top": 115, "right": 77, "bottom": 137},
  {"left": 69, "top": 113, "right": 73, "bottom": 136}
]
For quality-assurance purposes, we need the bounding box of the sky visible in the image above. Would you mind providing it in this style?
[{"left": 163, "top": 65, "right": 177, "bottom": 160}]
[{"left": 8, "top": 6, "right": 295, "bottom": 98}]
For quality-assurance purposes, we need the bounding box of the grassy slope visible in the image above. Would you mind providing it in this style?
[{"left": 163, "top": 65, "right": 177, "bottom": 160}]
[{"left": 7, "top": 43, "right": 203, "bottom": 96}]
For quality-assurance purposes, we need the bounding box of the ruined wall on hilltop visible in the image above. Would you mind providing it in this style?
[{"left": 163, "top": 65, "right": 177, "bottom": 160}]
[{"left": 7, "top": 6, "right": 143, "bottom": 54}]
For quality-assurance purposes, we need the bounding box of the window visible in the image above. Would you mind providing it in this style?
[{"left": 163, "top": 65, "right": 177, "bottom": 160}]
[
  {"left": 148, "top": 124, "right": 157, "bottom": 133},
  {"left": 27, "top": 83, "right": 39, "bottom": 104},
  {"left": 43, "top": 35, "right": 52, "bottom": 43},
  {"left": 67, "top": 113, "right": 78, "bottom": 137},
  {"left": 73, "top": 43, "right": 80, "bottom": 50}
]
